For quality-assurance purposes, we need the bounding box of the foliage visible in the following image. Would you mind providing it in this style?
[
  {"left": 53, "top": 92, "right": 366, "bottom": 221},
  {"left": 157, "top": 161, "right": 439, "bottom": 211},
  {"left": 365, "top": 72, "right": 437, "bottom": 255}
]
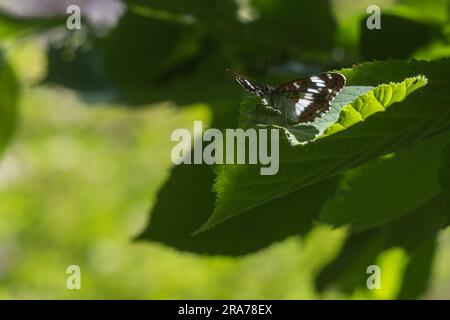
[{"left": 0, "top": 0, "right": 450, "bottom": 299}]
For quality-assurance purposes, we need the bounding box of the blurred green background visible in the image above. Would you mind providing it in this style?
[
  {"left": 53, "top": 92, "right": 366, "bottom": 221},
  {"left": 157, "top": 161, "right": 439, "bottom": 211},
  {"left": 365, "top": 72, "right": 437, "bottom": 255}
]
[{"left": 0, "top": 0, "right": 449, "bottom": 299}]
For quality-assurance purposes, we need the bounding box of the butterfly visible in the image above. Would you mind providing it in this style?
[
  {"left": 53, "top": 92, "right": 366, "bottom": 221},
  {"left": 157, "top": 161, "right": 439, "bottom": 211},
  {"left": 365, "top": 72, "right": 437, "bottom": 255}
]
[{"left": 227, "top": 70, "right": 346, "bottom": 124}]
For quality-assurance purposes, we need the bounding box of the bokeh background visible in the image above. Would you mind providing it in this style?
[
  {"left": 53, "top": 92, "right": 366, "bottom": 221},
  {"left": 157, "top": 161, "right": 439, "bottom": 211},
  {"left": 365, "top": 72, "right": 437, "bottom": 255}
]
[{"left": 0, "top": 0, "right": 449, "bottom": 299}]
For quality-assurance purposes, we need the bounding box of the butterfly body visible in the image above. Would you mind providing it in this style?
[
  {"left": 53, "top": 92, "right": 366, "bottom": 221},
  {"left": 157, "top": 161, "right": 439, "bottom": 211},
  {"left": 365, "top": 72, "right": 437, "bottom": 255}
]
[{"left": 228, "top": 70, "right": 346, "bottom": 124}]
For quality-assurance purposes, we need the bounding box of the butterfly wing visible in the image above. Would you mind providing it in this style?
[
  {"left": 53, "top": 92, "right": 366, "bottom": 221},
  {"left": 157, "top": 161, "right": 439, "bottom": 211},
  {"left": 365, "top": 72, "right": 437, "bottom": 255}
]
[
  {"left": 227, "top": 69, "right": 272, "bottom": 99},
  {"left": 273, "top": 73, "right": 346, "bottom": 123}
]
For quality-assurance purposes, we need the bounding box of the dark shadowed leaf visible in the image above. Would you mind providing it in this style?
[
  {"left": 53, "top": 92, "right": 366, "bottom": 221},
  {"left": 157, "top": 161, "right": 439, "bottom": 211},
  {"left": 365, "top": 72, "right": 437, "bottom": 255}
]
[{"left": 136, "top": 153, "right": 341, "bottom": 255}]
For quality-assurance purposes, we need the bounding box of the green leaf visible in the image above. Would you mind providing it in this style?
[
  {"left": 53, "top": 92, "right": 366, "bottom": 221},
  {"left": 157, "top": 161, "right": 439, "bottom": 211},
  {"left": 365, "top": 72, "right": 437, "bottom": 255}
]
[
  {"left": 319, "top": 132, "right": 449, "bottom": 232},
  {"left": 360, "top": 15, "right": 435, "bottom": 60},
  {"left": 247, "top": 0, "right": 338, "bottom": 57},
  {"left": 0, "top": 53, "right": 19, "bottom": 155},
  {"left": 323, "top": 76, "right": 427, "bottom": 136},
  {"left": 199, "top": 59, "right": 446, "bottom": 233},
  {"left": 386, "top": 0, "right": 450, "bottom": 25},
  {"left": 397, "top": 236, "right": 437, "bottom": 299},
  {"left": 95, "top": 8, "right": 205, "bottom": 104}
]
